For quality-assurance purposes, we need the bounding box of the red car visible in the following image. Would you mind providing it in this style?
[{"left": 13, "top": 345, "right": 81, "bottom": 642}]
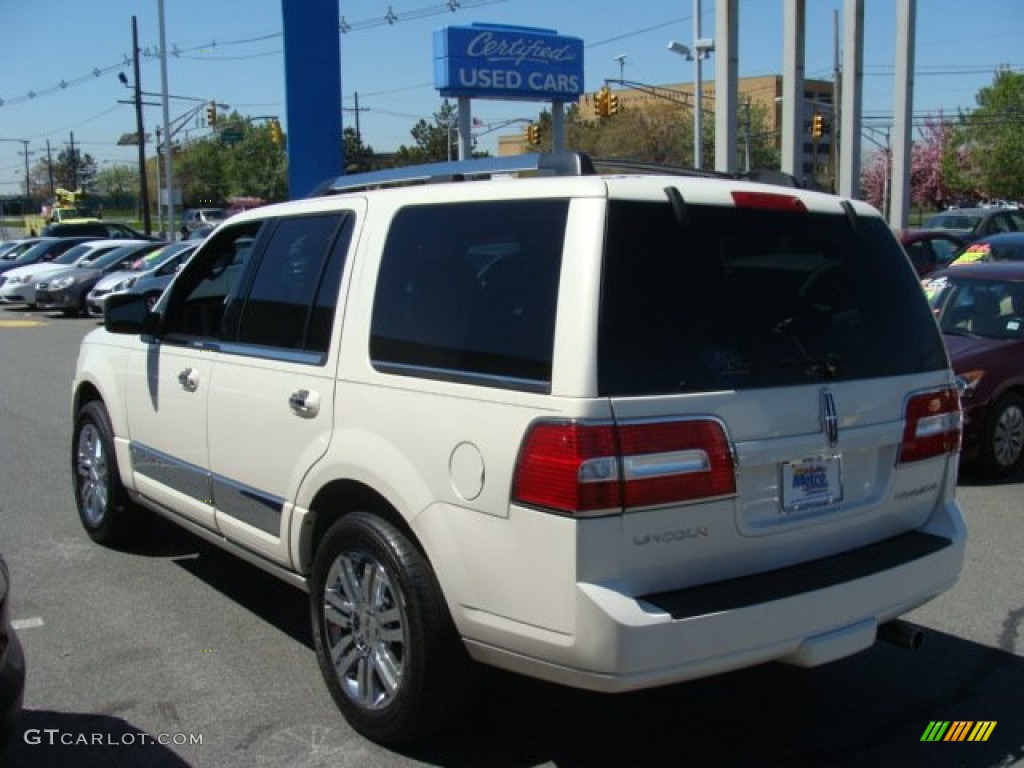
[
  {"left": 897, "top": 228, "right": 967, "bottom": 276},
  {"left": 924, "top": 262, "right": 1024, "bottom": 477}
]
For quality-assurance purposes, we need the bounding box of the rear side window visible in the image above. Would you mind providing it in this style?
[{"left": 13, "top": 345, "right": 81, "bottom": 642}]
[
  {"left": 370, "top": 199, "right": 567, "bottom": 391},
  {"left": 599, "top": 200, "right": 948, "bottom": 396}
]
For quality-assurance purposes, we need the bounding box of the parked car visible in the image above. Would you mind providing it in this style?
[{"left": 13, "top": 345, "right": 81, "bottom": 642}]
[
  {"left": 0, "top": 239, "right": 147, "bottom": 307},
  {"left": 923, "top": 262, "right": 1024, "bottom": 477},
  {"left": 896, "top": 228, "right": 968, "bottom": 276},
  {"left": 949, "top": 232, "right": 1024, "bottom": 266},
  {"left": 923, "top": 207, "right": 1024, "bottom": 242},
  {"left": 0, "top": 237, "right": 96, "bottom": 279},
  {"left": 87, "top": 242, "right": 198, "bottom": 317},
  {"left": 36, "top": 241, "right": 162, "bottom": 316},
  {"left": 0, "top": 241, "right": 25, "bottom": 261},
  {"left": 0, "top": 554, "right": 26, "bottom": 750},
  {"left": 42, "top": 220, "right": 157, "bottom": 240},
  {"left": 77, "top": 152, "right": 966, "bottom": 746}
]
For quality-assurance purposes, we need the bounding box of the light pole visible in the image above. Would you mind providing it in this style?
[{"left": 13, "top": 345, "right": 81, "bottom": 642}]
[{"left": 668, "top": 15, "right": 714, "bottom": 169}]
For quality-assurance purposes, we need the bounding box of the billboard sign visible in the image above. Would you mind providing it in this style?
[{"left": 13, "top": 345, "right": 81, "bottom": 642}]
[{"left": 434, "top": 24, "right": 584, "bottom": 102}]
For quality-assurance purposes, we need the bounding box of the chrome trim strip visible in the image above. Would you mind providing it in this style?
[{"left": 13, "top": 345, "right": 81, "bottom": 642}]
[
  {"left": 130, "top": 442, "right": 283, "bottom": 536},
  {"left": 821, "top": 389, "right": 839, "bottom": 447},
  {"left": 210, "top": 475, "right": 284, "bottom": 536},
  {"left": 372, "top": 359, "right": 550, "bottom": 393},
  {"left": 130, "top": 443, "right": 212, "bottom": 506},
  {"left": 623, "top": 449, "right": 711, "bottom": 480},
  {"left": 217, "top": 341, "right": 326, "bottom": 367}
]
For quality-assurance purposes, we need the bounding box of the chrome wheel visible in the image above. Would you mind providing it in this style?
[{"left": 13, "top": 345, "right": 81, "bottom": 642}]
[
  {"left": 992, "top": 401, "right": 1024, "bottom": 469},
  {"left": 322, "top": 550, "right": 409, "bottom": 711},
  {"left": 76, "top": 422, "right": 109, "bottom": 527}
]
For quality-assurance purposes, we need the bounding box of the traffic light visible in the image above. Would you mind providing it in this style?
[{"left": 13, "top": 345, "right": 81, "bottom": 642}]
[
  {"left": 608, "top": 92, "right": 620, "bottom": 116},
  {"left": 206, "top": 101, "right": 217, "bottom": 127},
  {"left": 270, "top": 119, "right": 284, "bottom": 146},
  {"left": 526, "top": 123, "right": 541, "bottom": 146},
  {"left": 594, "top": 86, "right": 610, "bottom": 117},
  {"left": 811, "top": 113, "right": 824, "bottom": 138}
]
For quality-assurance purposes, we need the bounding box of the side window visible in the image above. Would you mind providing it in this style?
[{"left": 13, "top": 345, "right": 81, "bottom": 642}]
[
  {"left": 234, "top": 213, "right": 352, "bottom": 356},
  {"left": 370, "top": 199, "right": 567, "bottom": 390},
  {"left": 163, "top": 221, "right": 263, "bottom": 339}
]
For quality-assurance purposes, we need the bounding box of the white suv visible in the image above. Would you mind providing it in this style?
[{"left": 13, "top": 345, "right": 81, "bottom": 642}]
[{"left": 72, "top": 152, "right": 966, "bottom": 746}]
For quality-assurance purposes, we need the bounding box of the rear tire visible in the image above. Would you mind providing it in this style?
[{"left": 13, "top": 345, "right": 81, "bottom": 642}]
[
  {"left": 310, "top": 511, "right": 478, "bottom": 746},
  {"left": 978, "top": 392, "right": 1024, "bottom": 479},
  {"left": 72, "top": 400, "right": 144, "bottom": 546}
]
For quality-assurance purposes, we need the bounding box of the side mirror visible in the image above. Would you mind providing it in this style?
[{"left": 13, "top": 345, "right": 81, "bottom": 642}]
[{"left": 104, "top": 292, "right": 161, "bottom": 337}]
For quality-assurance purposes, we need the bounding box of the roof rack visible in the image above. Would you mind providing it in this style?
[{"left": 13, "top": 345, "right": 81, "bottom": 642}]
[
  {"left": 312, "top": 151, "right": 596, "bottom": 196},
  {"left": 310, "top": 150, "right": 803, "bottom": 197}
]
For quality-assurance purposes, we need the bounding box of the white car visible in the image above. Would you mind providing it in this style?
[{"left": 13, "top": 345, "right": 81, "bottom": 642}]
[
  {"left": 0, "top": 239, "right": 149, "bottom": 307},
  {"left": 73, "top": 152, "right": 966, "bottom": 747}
]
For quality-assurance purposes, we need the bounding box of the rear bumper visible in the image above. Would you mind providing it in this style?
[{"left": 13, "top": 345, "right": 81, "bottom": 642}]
[{"left": 463, "top": 504, "right": 966, "bottom": 693}]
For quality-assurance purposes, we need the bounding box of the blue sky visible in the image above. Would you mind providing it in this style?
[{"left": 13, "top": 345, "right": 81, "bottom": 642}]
[{"left": 1, "top": 0, "right": 1021, "bottom": 194}]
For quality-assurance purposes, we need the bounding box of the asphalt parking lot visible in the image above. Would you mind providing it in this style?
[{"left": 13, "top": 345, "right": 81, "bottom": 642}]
[{"left": 1, "top": 309, "right": 1022, "bottom": 767}]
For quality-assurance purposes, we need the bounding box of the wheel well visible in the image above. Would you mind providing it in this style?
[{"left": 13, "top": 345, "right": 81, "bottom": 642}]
[
  {"left": 302, "top": 480, "right": 420, "bottom": 574},
  {"left": 73, "top": 381, "right": 103, "bottom": 414}
]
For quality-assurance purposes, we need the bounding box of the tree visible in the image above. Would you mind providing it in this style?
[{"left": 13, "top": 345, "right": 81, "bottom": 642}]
[
  {"left": 29, "top": 147, "right": 98, "bottom": 197},
  {"left": 963, "top": 68, "right": 1024, "bottom": 200},
  {"left": 343, "top": 126, "right": 376, "bottom": 173},
  {"left": 394, "top": 100, "right": 459, "bottom": 164},
  {"left": 93, "top": 164, "right": 139, "bottom": 210}
]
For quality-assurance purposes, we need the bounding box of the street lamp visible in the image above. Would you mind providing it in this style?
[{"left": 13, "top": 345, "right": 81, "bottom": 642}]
[{"left": 668, "top": 26, "right": 714, "bottom": 167}]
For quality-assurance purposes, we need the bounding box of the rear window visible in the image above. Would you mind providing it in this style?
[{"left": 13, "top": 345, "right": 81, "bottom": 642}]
[
  {"left": 370, "top": 200, "right": 566, "bottom": 391},
  {"left": 598, "top": 200, "right": 948, "bottom": 396}
]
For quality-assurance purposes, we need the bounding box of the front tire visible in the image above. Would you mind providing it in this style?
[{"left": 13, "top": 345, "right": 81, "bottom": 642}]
[
  {"left": 978, "top": 392, "right": 1024, "bottom": 479},
  {"left": 310, "top": 512, "right": 478, "bottom": 746},
  {"left": 72, "top": 400, "right": 143, "bottom": 546}
]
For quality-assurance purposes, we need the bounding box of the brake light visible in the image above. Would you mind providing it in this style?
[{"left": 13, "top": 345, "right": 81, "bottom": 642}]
[
  {"left": 899, "top": 387, "right": 962, "bottom": 464},
  {"left": 731, "top": 190, "right": 807, "bottom": 212},
  {"left": 512, "top": 419, "right": 736, "bottom": 516}
]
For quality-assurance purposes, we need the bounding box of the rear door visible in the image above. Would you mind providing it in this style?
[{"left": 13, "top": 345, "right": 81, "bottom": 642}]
[{"left": 207, "top": 208, "right": 359, "bottom": 566}]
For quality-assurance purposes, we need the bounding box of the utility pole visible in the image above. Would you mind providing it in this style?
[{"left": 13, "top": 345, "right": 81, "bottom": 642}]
[
  {"left": 130, "top": 15, "right": 152, "bottom": 235},
  {"left": 46, "top": 140, "right": 55, "bottom": 198},
  {"left": 68, "top": 132, "right": 78, "bottom": 190}
]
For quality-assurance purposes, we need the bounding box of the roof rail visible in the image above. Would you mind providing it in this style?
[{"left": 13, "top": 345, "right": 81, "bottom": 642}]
[
  {"left": 588, "top": 157, "right": 805, "bottom": 188},
  {"left": 312, "top": 151, "right": 596, "bottom": 196}
]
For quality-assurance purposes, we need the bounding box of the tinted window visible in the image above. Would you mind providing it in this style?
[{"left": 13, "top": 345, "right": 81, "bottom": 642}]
[
  {"left": 163, "top": 222, "right": 262, "bottom": 338},
  {"left": 234, "top": 213, "right": 352, "bottom": 355},
  {"left": 370, "top": 200, "right": 566, "bottom": 390},
  {"left": 598, "top": 201, "right": 948, "bottom": 396}
]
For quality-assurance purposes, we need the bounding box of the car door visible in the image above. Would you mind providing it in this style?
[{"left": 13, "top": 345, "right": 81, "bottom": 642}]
[
  {"left": 207, "top": 208, "right": 359, "bottom": 565},
  {"left": 122, "top": 221, "right": 262, "bottom": 531}
]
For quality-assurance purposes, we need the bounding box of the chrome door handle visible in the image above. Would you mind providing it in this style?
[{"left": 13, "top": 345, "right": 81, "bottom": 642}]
[
  {"left": 289, "top": 389, "right": 320, "bottom": 418},
  {"left": 178, "top": 368, "right": 199, "bottom": 392}
]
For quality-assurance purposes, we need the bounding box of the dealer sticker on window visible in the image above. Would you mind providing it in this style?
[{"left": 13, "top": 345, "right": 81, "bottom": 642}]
[{"left": 782, "top": 456, "right": 842, "bottom": 512}]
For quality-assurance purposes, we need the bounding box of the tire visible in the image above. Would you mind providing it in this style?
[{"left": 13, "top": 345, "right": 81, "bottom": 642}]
[
  {"left": 72, "top": 400, "right": 143, "bottom": 546},
  {"left": 310, "top": 511, "right": 478, "bottom": 746},
  {"left": 978, "top": 392, "right": 1024, "bottom": 479}
]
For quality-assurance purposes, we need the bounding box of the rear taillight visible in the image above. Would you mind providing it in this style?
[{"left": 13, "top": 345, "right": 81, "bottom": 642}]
[
  {"left": 899, "top": 387, "right": 962, "bottom": 464},
  {"left": 512, "top": 419, "right": 736, "bottom": 516}
]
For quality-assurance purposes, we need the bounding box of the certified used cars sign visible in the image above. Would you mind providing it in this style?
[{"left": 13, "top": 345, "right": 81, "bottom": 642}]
[{"left": 434, "top": 23, "right": 584, "bottom": 102}]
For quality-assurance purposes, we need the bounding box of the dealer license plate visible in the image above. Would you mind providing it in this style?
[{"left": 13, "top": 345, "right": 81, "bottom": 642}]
[{"left": 781, "top": 456, "right": 842, "bottom": 512}]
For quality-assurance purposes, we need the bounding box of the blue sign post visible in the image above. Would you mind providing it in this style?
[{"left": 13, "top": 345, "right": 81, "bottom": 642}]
[{"left": 434, "top": 24, "right": 584, "bottom": 155}]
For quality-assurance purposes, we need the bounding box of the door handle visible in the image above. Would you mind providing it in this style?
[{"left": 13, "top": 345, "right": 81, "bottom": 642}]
[
  {"left": 289, "top": 389, "right": 320, "bottom": 418},
  {"left": 177, "top": 368, "right": 199, "bottom": 392}
]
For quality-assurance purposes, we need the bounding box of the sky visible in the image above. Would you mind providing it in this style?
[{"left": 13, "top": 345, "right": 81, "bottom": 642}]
[{"left": 1, "top": 0, "right": 1022, "bottom": 197}]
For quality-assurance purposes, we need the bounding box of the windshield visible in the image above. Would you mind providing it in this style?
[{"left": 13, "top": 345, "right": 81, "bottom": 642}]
[
  {"left": 90, "top": 244, "right": 150, "bottom": 270},
  {"left": 132, "top": 242, "right": 189, "bottom": 271},
  {"left": 53, "top": 243, "right": 101, "bottom": 266},
  {"left": 925, "top": 213, "right": 981, "bottom": 232},
  {"left": 926, "top": 274, "right": 1024, "bottom": 340},
  {"left": 13, "top": 240, "right": 59, "bottom": 264}
]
